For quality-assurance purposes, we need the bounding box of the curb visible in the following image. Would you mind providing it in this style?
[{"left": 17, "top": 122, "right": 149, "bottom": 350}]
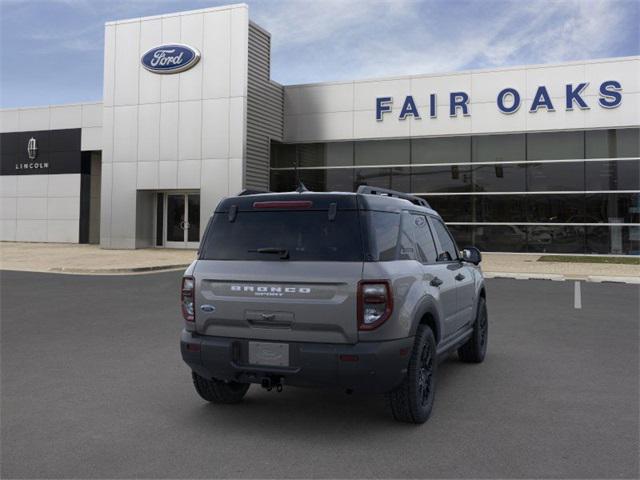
[
  {"left": 48, "top": 264, "right": 190, "bottom": 274},
  {"left": 484, "top": 271, "right": 640, "bottom": 284}
]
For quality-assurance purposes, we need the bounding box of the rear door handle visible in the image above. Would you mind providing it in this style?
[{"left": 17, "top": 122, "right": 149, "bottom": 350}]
[
  {"left": 430, "top": 277, "right": 443, "bottom": 287},
  {"left": 455, "top": 273, "right": 466, "bottom": 281}
]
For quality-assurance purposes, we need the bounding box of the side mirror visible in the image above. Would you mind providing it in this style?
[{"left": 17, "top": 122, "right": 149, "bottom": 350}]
[{"left": 461, "top": 246, "right": 482, "bottom": 265}]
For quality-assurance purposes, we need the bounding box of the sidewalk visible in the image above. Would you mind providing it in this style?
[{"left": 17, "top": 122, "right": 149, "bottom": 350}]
[
  {"left": 481, "top": 253, "right": 640, "bottom": 283},
  {"left": 0, "top": 242, "right": 638, "bottom": 281},
  {"left": 0, "top": 242, "right": 196, "bottom": 274}
]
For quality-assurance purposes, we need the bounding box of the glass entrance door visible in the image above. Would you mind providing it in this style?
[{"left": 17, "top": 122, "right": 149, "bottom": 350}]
[{"left": 164, "top": 193, "right": 200, "bottom": 248}]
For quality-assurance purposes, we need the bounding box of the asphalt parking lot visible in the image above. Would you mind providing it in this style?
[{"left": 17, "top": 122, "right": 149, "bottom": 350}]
[{"left": 1, "top": 270, "right": 638, "bottom": 479}]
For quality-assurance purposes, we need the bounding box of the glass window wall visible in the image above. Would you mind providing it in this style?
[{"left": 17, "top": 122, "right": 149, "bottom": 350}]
[
  {"left": 412, "top": 137, "right": 470, "bottom": 164},
  {"left": 527, "top": 131, "right": 584, "bottom": 160}
]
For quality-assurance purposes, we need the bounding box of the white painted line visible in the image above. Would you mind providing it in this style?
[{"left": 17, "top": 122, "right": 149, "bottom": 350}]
[{"left": 574, "top": 281, "right": 582, "bottom": 309}]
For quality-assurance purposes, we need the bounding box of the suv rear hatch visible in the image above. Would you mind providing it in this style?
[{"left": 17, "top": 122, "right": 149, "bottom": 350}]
[{"left": 193, "top": 194, "right": 363, "bottom": 344}]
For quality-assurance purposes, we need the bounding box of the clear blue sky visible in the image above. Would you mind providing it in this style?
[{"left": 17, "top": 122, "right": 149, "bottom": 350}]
[{"left": 1, "top": 0, "right": 638, "bottom": 108}]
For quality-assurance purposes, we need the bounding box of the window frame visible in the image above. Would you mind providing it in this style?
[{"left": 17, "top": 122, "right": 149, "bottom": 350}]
[
  {"left": 428, "top": 216, "right": 461, "bottom": 263},
  {"left": 409, "top": 212, "right": 439, "bottom": 265}
]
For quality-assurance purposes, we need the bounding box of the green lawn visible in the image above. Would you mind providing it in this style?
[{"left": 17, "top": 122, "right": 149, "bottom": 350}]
[{"left": 538, "top": 255, "right": 640, "bottom": 265}]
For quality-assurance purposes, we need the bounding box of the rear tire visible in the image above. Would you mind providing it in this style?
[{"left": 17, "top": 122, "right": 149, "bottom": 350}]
[
  {"left": 458, "top": 296, "right": 488, "bottom": 363},
  {"left": 386, "top": 325, "right": 437, "bottom": 424},
  {"left": 191, "top": 372, "right": 250, "bottom": 404}
]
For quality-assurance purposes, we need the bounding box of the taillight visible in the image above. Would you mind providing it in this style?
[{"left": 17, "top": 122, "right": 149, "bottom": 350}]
[
  {"left": 181, "top": 276, "right": 195, "bottom": 322},
  {"left": 253, "top": 200, "right": 312, "bottom": 209},
  {"left": 357, "top": 280, "right": 393, "bottom": 330}
]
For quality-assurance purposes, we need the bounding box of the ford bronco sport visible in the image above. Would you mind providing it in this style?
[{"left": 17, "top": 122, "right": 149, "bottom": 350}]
[{"left": 180, "top": 186, "right": 487, "bottom": 424}]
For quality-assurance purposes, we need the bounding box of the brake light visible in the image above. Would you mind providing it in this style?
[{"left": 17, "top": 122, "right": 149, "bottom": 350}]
[
  {"left": 181, "top": 276, "right": 195, "bottom": 322},
  {"left": 357, "top": 280, "right": 393, "bottom": 330},
  {"left": 253, "top": 200, "right": 312, "bottom": 209}
]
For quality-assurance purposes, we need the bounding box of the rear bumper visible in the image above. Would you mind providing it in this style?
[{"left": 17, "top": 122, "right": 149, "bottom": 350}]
[{"left": 181, "top": 330, "right": 413, "bottom": 394}]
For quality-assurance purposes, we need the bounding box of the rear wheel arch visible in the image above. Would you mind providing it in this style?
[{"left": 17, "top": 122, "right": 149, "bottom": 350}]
[{"left": 418, "top": 310, "right": 441, "bottom": 345}]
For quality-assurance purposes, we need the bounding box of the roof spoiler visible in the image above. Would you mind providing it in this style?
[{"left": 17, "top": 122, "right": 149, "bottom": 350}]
[
  {"left": 356, "top": 185, "right": 431, "bottom": 208},
  {"left": 237, "top": 189, "right": 270, "bottom": 196}
]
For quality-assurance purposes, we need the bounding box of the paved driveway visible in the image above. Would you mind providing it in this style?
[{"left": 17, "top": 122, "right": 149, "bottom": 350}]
[{"left": 1, "top": 271, "right": 638, "bottom": 478}]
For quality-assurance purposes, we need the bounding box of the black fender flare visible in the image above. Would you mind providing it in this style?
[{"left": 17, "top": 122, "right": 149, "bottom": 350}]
[{"left": 409, "top": 296, "right": 443, "bottom": 344}]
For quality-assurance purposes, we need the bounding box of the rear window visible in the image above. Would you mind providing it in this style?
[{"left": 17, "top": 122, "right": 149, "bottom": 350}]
[{"left": 199, "top": 210, "right": 363, "bottom": 262}]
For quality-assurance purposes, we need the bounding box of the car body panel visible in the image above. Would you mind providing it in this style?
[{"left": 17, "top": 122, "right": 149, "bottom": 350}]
[{"left": 181, "top": 190, "right": 486, "bottom": 390}]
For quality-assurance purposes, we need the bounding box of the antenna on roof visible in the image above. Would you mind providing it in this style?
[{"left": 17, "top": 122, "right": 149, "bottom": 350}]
[
  {"left": 293, "top": 153, "right": 300, "bottom": 190},
  {"left": 293, "top": 152, "right": 309, "bottom": 193}
]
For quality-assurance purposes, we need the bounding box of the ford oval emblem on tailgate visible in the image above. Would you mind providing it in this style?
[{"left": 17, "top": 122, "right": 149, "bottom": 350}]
[{"left": 200, "top": 304, "right": 215, "bottom": 313}]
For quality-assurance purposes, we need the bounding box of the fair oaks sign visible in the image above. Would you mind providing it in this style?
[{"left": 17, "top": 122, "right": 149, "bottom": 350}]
[
  {"left": 141, "top": 44, "right": 201, "bottom": 74},
  {"left": 376, "top": 80, "right": 623, "bottom": 121}
]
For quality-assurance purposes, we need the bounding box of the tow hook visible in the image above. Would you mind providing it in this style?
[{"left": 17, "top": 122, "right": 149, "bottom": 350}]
[{"left": 261, "top": 377, "right": 284, "bottom": 392}]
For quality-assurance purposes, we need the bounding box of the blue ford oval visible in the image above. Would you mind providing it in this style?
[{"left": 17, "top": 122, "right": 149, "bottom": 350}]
[{"left": 141, "top": 44, "right": 201, "bottom": 74}]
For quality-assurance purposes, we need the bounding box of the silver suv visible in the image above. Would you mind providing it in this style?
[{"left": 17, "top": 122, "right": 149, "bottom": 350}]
[{"left": 180, "top": 186, "right": 488, "bottom": 424}]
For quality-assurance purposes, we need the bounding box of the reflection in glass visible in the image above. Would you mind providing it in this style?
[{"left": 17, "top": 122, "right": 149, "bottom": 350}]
[
  {"left": 473, "top": 225, "right": 528, "bottom": 252},
  {"left": 526, "top": 226, "right": 585, "bottom": 253},
  {"left": 585, "top": 192, "right": 640, "bottom": 224},
  {"left": 187, "top": 194, "right": 200, "bottom": 242},
  {"left": 355, "top": 140, "right": 409, "bottom": 166},
  {"left": 424, "top": 196, "right": 474, "bottom": 222},
  {"left": 326, "top": 168, "right": 355, "bottom": 192},
  {"left": 586, "top": 226, "right": 640, "bottom": 255},
  {"left": 354, "top": 167, "right": 410, "bottom": 192},
  {"left": 270, "top": 142, "right": 296, "bottom": 168},
  {"left": 472, "top": 163, "right": 526, "bottom": 192},
  {"left": 270, "top": 170, "right": 297, "bottom": 191},
  {"left": 527, "top": 161, "right": 585, "bottom": 191},
  {"left": 271, "top": 169, "right": 348, "bottom": 193},
  {"left": 166, "top": 194, "right": 185, "bottom": 242},
  {"left": 585, "top": 128, "right": 640, "bottom": 158},
  {"left": 526, "top": 194, "right": 585, "bottom": 222},
  {"left": 476, "top": 195, "right": 528, "bottom": 222},
  {"left": 447, "top": 225, "right": 473, "bottom": 249},
  {"left": 527, "top": 131, "right": 584, "bottom": 160},
  {"left": 412, "top": 136, "right": 471, "bottom": 164},
  {"left": 412, "top": 165, "right": 473, "bottom": 193},
  {"left": 472, "top": 134, "right": 525, "bottom": 162},
  {"left": 585, "top": 160, "right": 640, "bottom": 191}
]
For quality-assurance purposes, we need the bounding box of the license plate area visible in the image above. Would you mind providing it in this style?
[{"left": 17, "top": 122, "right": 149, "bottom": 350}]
[{"left": 248, "top": 341, "right": 289, "bottom": 367}]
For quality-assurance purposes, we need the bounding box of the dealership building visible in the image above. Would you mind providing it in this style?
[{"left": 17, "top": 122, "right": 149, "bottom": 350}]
[{"left": 1, "top": 3, "right": 638, "bottom": 254}]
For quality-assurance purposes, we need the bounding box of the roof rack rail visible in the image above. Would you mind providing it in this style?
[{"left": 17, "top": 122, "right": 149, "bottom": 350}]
[
  {"left": 237, "top": 189, "right": 270, "bottom": 196},
  {"left": 356, "top": 185, "right": 431, "bottom": 208}
]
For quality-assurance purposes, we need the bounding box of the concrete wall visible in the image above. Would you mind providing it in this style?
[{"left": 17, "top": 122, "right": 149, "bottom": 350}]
[
  {"left": 0, "top": 103, "right": 101, "bottom": 244},
  {"left": 0, "top": 174, "right": 81, "bottom": 242},
  {"left": 0, "top": 102, "right": 103, "bottom": 147},
  {"left": 283, "top": 57, "right": 640, "bottom": 142},
  {"left": 100, "top": 4, "right": 249, "bottom": 249}
]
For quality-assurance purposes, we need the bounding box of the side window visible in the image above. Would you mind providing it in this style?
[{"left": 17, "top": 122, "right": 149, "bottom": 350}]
[
  {"left": 368, "top": 211, "right": 400, "bottom": 261},
  {"left": 411, "top": 214, "right": 438, "bottom": 263},
  {"left": 398, "top": 212, "right": 416, "bottom": 260},
  {"left": 431, "top": 218, "right": 459, "bottom": 262}
]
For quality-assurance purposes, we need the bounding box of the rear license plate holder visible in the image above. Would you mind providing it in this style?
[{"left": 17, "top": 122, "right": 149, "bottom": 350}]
[{"left": 248, "top": 341, "right": 289, "bottom": 367}]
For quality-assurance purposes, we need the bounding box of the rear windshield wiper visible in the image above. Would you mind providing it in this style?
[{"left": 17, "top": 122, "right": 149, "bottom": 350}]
[{"left": 248, "top": 247, "right": 290, "bottom": 260}]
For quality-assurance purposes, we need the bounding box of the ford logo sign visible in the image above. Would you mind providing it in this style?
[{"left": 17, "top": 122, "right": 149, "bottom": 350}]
[{"left": 141, "top": 44, "right": 200, "bottom": 74}]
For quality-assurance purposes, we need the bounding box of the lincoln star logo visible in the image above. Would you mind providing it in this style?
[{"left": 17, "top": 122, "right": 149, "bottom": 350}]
[
  {"left": 27, "top": 137, "right": 38, "bottom": 160},
  {"left": 16, "top": 137, "right": 48, "bottom": 171},
  {"left": 141, "top": 44, "right": 200, "bottom": 74}
]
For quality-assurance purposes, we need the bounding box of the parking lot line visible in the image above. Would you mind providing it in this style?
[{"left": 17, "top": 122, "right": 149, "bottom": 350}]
[{"left": 574, "top": 281, "right": 582, "bottom": 309}]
